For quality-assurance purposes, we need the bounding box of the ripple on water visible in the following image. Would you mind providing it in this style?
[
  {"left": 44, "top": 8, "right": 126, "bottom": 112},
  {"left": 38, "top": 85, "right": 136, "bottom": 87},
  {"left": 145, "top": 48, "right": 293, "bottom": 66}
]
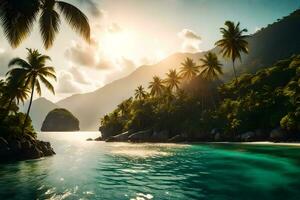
[{"left": 1, "top": 133, "right": 300, "bottom": 200}]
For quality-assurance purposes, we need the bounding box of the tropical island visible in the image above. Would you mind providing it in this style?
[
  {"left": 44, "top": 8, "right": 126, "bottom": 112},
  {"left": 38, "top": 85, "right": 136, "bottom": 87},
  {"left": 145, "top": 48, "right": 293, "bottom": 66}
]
[
  {"left": 0, "top": 0, "right": 90, "bottom": 162},
  {"left": 1, "top": 1, "right": 300, "bottom": 200},
  {"left": 98, "top": 21, "right": 300, "bottom": 143}
]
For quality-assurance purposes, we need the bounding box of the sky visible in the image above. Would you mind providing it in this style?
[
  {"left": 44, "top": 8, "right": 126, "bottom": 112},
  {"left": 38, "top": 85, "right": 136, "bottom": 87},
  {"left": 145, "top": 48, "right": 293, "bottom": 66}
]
[{"left": 0, "top": 0, "right": 299, "bottom": 102}]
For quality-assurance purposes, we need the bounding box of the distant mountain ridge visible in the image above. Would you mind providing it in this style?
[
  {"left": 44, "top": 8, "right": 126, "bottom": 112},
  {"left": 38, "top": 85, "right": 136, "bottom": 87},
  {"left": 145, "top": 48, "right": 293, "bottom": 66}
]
[{"left": 30, "top": 9, "right": 300, "bottom": 130}]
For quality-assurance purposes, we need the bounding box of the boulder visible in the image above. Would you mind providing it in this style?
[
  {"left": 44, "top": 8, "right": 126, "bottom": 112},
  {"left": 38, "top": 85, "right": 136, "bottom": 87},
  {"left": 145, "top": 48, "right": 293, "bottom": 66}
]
[
  {"left": 10, "top": 140, "right": 21, "bottom": 152},
  {"left": 128, "top": 130, "right": 153, "bottom": 142},
  {"left": 152, "top": 130, "right": 169, "bottom": 142},
  {"left": 241, "top": 131, "right": 256, "bottom": 142},
  {"left": 99, "top": 126, "right": 120, "bottom": 140},
  {"left": 168, "top": 135, "right": 186, "bottom": 143},
  {"left": 106, "top": 131, "right": 132, "bottom": 142},
  {"left": 0, "top": 137, "right": 8, "bottom": 149},
  {"left": 270, "top": 128, "right": 287, "bottom": 141},
  {"left": 86, "top": 138, "right": 93, "bottom": 141},
  {"left": 21, "top": 140, "right": 32, "bottom": 150},
  {"left": 24, "top": 146, "right": 43, "bottom": 159},
  {"left": 211, "top": 128, "right": 222, "bottom": 136},
  {"left": 41, "top": 108, "right": 80, "bottom": 132},
  {"left": 94, "top": 136, "right": 102, "bottom": 141},
  {"left": 214, "top": 133, "right": 222, "bottom": 141},
  {"left": 0, "top": 137, "right": 10, "bottom": 157}
]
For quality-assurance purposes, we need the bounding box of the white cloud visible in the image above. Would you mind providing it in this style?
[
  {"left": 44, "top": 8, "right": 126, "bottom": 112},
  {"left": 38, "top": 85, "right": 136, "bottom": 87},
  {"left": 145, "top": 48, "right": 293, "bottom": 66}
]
[
  {"left": 56, "top": 71, "right": 83, "bottom": 94},
  {"left": 65, "top": 42, "right": 98, "bottom": 67},
  {"left": 178, "top": 29, "right": 202, "bottom": 41},
  {"left": 254, "top": 26, "right": 261, "bottom": 33},
  {"left": 69, "top": 66, "right": 91, "bottom": 84},
  {"left": 178, "top": 29, "right": 202, "bottom": 53},
  {"left": 107, "top": 23, "right": 122, "bottom": 33}
]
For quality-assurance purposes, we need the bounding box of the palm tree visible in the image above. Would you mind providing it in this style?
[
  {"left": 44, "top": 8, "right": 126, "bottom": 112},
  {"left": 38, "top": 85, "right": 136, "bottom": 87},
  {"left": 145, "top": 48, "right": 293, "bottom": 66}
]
[
  {"left": 200, "top": 52, "right": 223, "bottom": 81},
  {"left": 117, "top": 98, "right": 132, "bottom": 116},
  {"left": 165, "top": 69, "right": 181, "bottom": 92},
  {"left": 2, "top": 79, "right": 30, "bottom": 110},
  {"left": 0, "top": 79, "right": 30, "bottom": 122},
  {"left": 180, "top": 57, "right": 200, "bottom": 81},
  {"left": 148, "top": 76, "right": 165, "bottom": 97},
  {"left": 200, "top": 52, "right": 223, "bottom": 109},
  {"left": 0, "top": 0, "right": 90, "bottom": 49},
  {"left": 215, "top": 21, "right": 248, "bottom": 83},
  {"left": 7, "top": 48, "right": 56, "bottom": 134},
  {"left": 134, "top": 85, "right": 147, "bottom": 100}
]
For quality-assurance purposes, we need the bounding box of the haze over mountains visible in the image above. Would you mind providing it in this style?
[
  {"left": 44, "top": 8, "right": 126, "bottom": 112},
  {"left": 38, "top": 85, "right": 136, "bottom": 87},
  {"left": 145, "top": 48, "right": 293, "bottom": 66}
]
[{"left": 30, "top": 10, "right": 300, "bottom": 131}]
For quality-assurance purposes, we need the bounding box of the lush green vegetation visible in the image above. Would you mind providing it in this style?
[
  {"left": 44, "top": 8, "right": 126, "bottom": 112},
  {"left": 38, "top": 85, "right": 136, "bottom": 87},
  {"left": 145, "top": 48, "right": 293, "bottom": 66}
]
[
  {"left": 100, "top": 54, "right": 300, "bottom": 141},
  {"left": 0, "top": 49, "right": 56, "bottom": 140},
  {"left": 0, "top": 0, "right": 89, "bottom": 142},
  {"left": 100, "top": 21, "right": 299, "bottom": 141}
]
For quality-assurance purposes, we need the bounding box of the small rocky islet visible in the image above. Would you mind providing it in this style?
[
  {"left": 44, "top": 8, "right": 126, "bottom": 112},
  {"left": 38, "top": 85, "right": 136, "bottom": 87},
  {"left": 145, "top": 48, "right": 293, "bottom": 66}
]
[{"left": 41, "top": 108, "right": 80, "bottom": 132}]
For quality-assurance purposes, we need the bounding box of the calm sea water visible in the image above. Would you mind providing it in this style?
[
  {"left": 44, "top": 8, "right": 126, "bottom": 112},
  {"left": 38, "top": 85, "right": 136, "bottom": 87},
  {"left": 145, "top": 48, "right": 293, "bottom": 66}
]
[{"left": 1, "top": 132, "right": 300, "bottom": 200}]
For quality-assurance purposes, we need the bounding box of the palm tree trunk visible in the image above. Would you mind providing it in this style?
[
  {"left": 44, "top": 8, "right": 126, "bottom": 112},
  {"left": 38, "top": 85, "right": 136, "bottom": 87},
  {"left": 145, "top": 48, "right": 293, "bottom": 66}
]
[
  {"left": 232, "top": 60, "right": 238, "bottom": 84},
  {"left": 22, "top": 82, "right": 35, "bottom": 135}
]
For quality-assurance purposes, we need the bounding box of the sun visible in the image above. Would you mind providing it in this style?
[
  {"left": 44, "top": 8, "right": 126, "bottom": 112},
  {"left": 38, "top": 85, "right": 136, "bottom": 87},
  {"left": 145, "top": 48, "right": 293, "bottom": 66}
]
[{"left": 102, "top": 30, "right": 138, "bottom": 61}]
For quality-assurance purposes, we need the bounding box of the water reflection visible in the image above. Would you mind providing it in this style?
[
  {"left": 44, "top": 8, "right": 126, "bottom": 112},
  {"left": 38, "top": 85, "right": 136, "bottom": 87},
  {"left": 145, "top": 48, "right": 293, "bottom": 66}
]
[{"left": 0, "top": 132, "right": 300, "bottom": 200}]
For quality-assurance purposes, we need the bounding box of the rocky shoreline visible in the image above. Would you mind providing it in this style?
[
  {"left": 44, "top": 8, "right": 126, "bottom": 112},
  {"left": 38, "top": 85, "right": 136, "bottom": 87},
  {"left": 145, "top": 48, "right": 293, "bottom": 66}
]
[
  {"left": 0, "top": 136, "right": 55, "bottom": 163},
  {"left": 89, "top": 127, "right": 299, "bottom": 143}
]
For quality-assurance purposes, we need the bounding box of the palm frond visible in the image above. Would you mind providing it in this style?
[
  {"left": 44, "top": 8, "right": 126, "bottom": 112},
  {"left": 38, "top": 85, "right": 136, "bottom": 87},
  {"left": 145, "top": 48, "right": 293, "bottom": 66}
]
[
  {"left": 39, "top": 5, "right": 61, "bottom": 49},
  {"left": 39, "top": 75, "right": 55, "bottom": 94},
  {"left": 56, "top": 1, "right": 90, "bottom": 42},
  {"left": 0, "top": 0, "right": 40, "bottom": 48},
  {"left": 8, "top": 58, "right": 31, "bottom": 69}
]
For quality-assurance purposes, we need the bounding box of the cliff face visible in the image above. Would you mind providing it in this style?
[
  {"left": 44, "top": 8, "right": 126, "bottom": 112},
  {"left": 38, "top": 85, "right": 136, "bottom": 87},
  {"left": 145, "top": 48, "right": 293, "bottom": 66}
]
[{"left": 41, "top": 109, "right": 80, "bottom": 132}]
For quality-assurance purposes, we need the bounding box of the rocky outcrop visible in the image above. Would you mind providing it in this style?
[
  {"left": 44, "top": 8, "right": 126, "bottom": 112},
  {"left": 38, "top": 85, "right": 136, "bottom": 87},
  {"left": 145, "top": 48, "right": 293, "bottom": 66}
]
[
  {"left": 270, "top": 128, "right": 287, "bottom": 141},
  {"left": 41, "top": 108, "right": 80, "bottom": 132},
  {"left": 168, "top": 135, "right": 186, "bottom": 143},
  {"left": 128, "top": 129, "right": 153, "bottom": 142},
  {"left": 241, "top": 131, "right": 256, "bottom": 142},
  {"left": 152, "top": 130, "right": 170, "bottom": 142},
  {"left": 0, "top": 137, "right": 55, "bottom": 162},
  {"left": 106, "top": 131, "right": 133, "bottom": 142}
]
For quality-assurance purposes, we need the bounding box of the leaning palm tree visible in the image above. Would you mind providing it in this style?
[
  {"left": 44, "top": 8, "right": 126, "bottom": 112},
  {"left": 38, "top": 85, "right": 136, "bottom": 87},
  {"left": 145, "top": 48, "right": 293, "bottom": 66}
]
[
  {"left": 0, "top": 0, "right": 90, "bottom": 49},
  {"left": 148, "top": 76, "right": 165, "bottom": 97},
  {"left": 7, "top": 48, "right": 57, "bottom": 134},
  {"left": 200, "top": 52, "right": 223, "bottom": 81},
  {"left": 134, "top": 85, "right": 147, "bottom": 100},
  {"left": 215, "top": 21, "right": 248, "bottom": 83},
  {"left": 165, "top": 69, "right": 181, "bottom": 92},
  {"left": 180, "top": 57, "right": 200, "bottom": 81}
]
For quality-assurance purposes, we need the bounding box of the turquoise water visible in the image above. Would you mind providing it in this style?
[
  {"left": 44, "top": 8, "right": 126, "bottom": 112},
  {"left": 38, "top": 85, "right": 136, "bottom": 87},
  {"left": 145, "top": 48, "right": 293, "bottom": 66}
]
[{"left": 1, "top": 132, "right": 300, "bottom": 200}]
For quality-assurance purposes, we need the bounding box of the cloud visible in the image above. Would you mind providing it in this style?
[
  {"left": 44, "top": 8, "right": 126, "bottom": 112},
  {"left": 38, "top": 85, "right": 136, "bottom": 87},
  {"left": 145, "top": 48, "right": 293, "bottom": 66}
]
[
  {"left": 56, "top": 71, "right": 83, "bottom": 94},
  {"left": 178, "top": 29, "right": 202, "bottom": 53},
  {"left": 69, "top": 66, "right": 91, "bottom": 84},
  {"left": 65, "top": 42, "right": 98, "bottom": 67},
  {"left": 95, "top": 58, "right": 116, "bottom": 70},
  {"left": 178, "top": 29, "right": 201, "bottom": 41},
  {"left": 107, "top": 23, "right": 122, "bottom": 33},
  {"left": 119, "top": 57, "right": 136, "bottom": 72}
]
